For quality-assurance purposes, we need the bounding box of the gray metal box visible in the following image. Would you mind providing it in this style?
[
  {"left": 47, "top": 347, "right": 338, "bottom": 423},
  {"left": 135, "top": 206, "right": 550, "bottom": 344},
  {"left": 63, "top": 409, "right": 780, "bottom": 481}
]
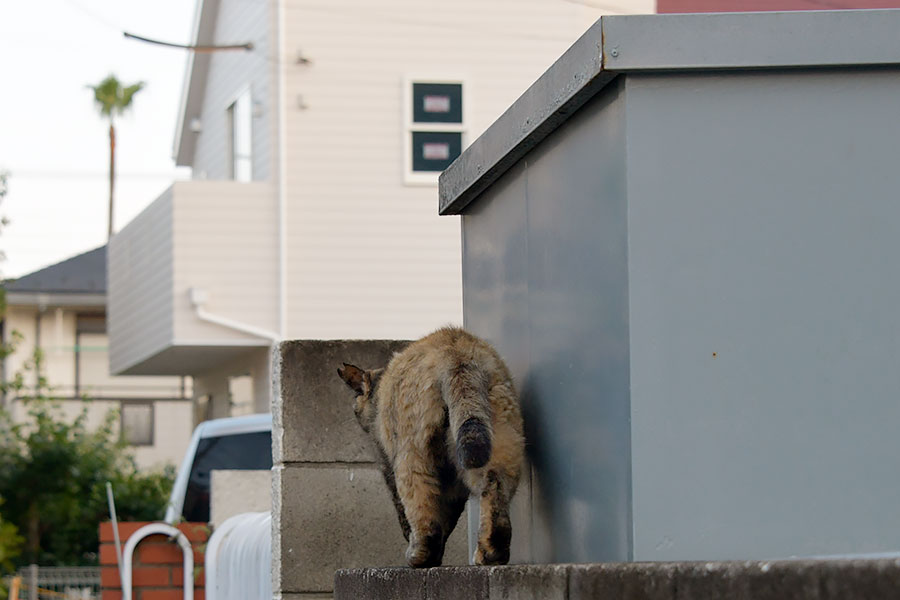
[{"left": 440, "top": 10, "right": 900, "bottom": 564}]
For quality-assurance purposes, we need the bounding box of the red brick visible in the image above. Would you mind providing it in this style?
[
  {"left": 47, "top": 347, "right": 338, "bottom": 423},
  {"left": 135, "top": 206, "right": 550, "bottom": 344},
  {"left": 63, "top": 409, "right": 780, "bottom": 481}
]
[
  {"left": 100, "top": 543, "right": 121, "bottom": 566},
  {"left": 140, "top": 590, "right": 203, "bottom": 600},
  {"left": 138, "top": 542, "right": 184, "bottom": 565},
  {"left": 172, "top": 566, "right": 205, "bottom": 587},
  {"left": 132, "top": 566, "right": 170, "bottom": 587},
  {"left": 100, "top": 521, "right": 209, "bottom": 544},
  {"left": 177, "top": 523, "right": 210, "bottom": 543},
  {"left": 101, "top": 591, "right": 122, "bottom": 600},
  {"left": 101, "top": 566, "right": 121, "bottom": 589},
  {"left": 136, "top": 533, "right": 180, "bottom": 551},
  {"left": 100, "top": 521, "right": 153, "bottom": 543},
  {"left": 139, "top": 591, "right": 179, "bottom": 600}
]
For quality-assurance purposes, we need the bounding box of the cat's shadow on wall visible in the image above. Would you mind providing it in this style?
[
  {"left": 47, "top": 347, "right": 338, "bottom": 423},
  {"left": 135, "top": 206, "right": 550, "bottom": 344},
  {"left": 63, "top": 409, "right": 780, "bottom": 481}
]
[{"left": 518, "top": 335, "right": 631, "bottom": 563}]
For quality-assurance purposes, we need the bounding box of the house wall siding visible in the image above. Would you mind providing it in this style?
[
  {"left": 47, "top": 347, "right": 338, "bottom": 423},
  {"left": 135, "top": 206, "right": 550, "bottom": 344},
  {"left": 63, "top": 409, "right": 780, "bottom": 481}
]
[
  {"left": 2, "top": 312, "right": 183, "bottom": 400},
  {"left": 3, "top": 303, "right": 190, "bottom": 470},
  {"left": 191, "top": 0, "right": 273, "bottom": 182},
  {"left": 3, "top": 307, "right": 73, "bottom": 390},
  {"left": 78, "top": 332, "right": 185, "bottom": 398},
  {"left": 281, "top": 0, "right": 651, "bottom": 340},
  {"left": 7, "top": 396, "right": 192, "bottom": 469},
  {"left": 171, "top": 181, "right": 279, "bottom": 343},
  {"left": 108, "top": 188, "right": 175, "bottom": 375}
]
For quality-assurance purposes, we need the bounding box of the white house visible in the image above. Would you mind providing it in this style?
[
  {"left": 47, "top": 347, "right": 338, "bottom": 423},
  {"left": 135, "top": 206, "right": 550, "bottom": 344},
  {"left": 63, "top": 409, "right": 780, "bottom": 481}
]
[
  {"left": 107, "top": 0, "right": 654, "bottom": 417},
  {"left": 2, "top": 246, "right": 193, "bottom": 469}
]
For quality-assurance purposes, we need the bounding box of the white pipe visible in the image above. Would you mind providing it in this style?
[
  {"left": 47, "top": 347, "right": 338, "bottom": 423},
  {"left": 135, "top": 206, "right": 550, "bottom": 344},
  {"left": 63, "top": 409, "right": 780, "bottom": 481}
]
[
  {"left": 189, "top": 287, "right": 279, "bottom": 412},
  {"left": 206, "top": 512, "right": 271, "bottom": 600},
  {"left": 204, "top": 514, "right": 245, "bottom": 600},
  {"left": 121, "top": 523, "right": 193, "bottom": 600},
  {"left": 194, "top": 305, "right": 280, "bottom": 342},
  {"left": 105, "top": 483, "right": 124, "bottom": 588}
]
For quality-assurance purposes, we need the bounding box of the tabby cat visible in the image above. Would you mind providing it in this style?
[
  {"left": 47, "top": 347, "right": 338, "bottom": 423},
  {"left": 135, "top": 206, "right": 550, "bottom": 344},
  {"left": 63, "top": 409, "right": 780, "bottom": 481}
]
[{"left": 337, "top": 326, "right": 524, "bottom": 568}]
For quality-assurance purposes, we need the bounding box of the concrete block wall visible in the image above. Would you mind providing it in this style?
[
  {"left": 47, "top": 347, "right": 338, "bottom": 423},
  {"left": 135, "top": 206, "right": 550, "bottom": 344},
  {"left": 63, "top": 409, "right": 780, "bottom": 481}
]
[
  {"left": 335, "top": 560, "right": 900, "bottom": 600},
  {"left": 272, "top": 340, "right": 470, "bottom": 599},
  {"left": 99, "top": 521, "right": 207, "bottom": 600},
  {"left": 210, "top": 469, "right": 272, "bottom": 528}
]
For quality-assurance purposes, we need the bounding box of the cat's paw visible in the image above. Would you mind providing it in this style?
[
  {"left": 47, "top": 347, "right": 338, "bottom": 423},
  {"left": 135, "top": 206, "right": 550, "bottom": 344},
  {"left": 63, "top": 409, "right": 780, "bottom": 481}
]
[
  {"left": 473, "top": 543, "right": 510, "bottom": 566},
  {"left": 475, "top": 521, "right": 512, "bottom": 566},
  {"left": 406, "top": 524, "right": 444, "bottom": 568}
]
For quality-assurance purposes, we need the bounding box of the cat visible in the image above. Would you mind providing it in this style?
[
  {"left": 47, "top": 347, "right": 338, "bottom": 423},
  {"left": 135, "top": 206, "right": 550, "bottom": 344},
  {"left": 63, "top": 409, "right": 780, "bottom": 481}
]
[{"left": 337, "top": 326, "right": 524, "bottom": 568}]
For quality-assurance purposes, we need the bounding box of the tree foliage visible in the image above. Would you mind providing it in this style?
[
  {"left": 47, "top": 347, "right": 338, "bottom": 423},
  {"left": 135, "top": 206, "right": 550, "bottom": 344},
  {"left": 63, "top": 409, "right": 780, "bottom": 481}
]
[
  {"left": 0, "top": 497, "right": 22, "bottom": 573},
  {"left": 0, "top": 350, "right": 174, "bottom": 570},
  {"left": 87, "top": 74, "right": 144, "bottom": 240},
  {"left": 0, "top": 170, "right": 21, "bottom": 585},
  {"left": 87, "top": 75, "right": 145, "bottom": 120}
]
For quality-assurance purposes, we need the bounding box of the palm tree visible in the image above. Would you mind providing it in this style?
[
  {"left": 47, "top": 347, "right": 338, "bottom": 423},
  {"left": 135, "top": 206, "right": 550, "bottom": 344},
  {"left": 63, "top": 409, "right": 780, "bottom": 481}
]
[{"left": 88, "top": 75, "right": 144, "bottom": 241}]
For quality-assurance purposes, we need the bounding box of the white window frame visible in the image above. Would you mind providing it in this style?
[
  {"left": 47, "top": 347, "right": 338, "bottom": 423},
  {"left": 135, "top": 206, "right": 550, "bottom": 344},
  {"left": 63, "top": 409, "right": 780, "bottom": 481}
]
[
  {"left": 121, "top": 400, "right": 155, "bottom": 447},
  {"left": 403, "top": 76, "right": 469, "bottom": 186},
  {"left": 226, "top": 85, "right": 253, "bottom": 182}
]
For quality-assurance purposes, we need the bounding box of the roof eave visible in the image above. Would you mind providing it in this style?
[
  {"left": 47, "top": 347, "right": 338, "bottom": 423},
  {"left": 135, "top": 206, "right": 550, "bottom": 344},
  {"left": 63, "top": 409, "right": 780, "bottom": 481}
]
[
  {"left": 173, "top": 0, "right": 219, "bottom": 166},
  {"left": 6, "top": 292, "right": 107, "bottom": 309}
]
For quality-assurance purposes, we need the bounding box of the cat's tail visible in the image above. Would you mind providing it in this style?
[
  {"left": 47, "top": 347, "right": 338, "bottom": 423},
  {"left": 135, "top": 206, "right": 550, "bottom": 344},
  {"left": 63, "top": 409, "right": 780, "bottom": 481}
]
[{"left": 442, "top": 362, "right": 493, "bottom": 470}]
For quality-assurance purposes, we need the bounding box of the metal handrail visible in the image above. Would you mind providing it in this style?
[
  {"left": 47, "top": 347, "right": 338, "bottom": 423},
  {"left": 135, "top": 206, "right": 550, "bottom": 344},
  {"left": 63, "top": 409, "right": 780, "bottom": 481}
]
[{"left": 121, "top": 523, "right": 193, "bottom": 600}]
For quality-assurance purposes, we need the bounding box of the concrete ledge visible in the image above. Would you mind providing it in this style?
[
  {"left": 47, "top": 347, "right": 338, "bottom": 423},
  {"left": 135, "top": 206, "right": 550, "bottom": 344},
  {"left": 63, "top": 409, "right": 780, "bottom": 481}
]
[{"left": 334, "top": 559, "right": 900, "bottom": 600}]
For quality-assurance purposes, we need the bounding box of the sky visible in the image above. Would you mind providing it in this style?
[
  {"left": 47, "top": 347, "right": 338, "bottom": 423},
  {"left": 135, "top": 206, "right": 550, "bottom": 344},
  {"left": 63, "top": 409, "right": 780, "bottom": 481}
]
[
  {"left": 0, "top": 0, "right": 659, "bottom": 280},
  {"left": 0, "top": 0, "right": 196, "bottom": 279}
]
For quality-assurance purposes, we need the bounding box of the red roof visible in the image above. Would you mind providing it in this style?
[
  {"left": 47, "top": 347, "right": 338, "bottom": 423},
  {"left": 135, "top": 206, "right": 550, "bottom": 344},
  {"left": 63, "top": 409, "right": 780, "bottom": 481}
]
[{"left": 658, "top": 0, "right": 900, "bottom": 13}]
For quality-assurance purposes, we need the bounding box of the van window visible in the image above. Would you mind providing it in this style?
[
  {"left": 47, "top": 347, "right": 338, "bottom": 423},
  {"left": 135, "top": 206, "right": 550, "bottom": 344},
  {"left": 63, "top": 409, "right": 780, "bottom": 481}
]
[{"left": 181, "top": 431, "right": 272, "bottom": 523}]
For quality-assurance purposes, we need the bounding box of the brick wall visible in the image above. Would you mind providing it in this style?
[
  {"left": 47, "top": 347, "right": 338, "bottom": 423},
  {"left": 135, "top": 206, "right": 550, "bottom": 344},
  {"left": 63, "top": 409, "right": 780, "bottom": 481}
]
[{"left": 99, "top": 521, "right": 208, "bottom": 600}]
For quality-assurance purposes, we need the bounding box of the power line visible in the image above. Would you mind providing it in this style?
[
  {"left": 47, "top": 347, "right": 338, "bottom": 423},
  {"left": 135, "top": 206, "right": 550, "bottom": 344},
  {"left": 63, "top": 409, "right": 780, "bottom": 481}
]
[
  {"left": 8, "top": 169, "right": 186, "bottom": 181},
  {"left": 124, "top": 31, "right": 253, "bottom": 53},
  {"left": 60, "top": 0, "right": 253, "bottom": 53},
  {"left": 60, "top": 0, "right": 125, "bottom": 33}
]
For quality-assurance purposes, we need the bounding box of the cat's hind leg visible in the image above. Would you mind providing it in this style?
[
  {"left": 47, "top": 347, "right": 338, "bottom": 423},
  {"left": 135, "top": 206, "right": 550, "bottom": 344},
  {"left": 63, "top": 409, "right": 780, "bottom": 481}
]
[
  {"left": 393, "top": 418, "right": 456, "bottom": 567},
  {"left": 471, "top": 468, "right": 516, "bottom": 565},
  {"left": 394, "top": 459, "right": 447, "bottom": 568},
  {"left": 465, "top": 421, "right": 522, "bottom": 566}
]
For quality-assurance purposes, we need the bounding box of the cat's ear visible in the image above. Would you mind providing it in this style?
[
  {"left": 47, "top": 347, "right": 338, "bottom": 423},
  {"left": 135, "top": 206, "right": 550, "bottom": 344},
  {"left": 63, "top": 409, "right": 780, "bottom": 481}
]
[
  {"left": 367, "top": 368, "right": 385, "bottom": 390},
  {"left": 337, "top": 363, "right": 366, "bottom": 395}
]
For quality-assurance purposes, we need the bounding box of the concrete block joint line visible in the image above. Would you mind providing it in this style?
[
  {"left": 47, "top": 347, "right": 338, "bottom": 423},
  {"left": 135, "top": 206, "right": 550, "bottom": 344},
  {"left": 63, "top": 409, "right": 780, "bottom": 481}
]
[
  {"left": 334, "top": 559, "right": 900, "bottom": 600},
  {"left": 272, "top": 339, "right": 468, "bottom": 596}
]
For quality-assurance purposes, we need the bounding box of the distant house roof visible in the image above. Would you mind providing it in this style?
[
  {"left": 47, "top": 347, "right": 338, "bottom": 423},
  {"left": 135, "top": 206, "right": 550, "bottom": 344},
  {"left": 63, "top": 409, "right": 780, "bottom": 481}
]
[{"left": 4, "top": 246, "right": 106, "bottom": 308}]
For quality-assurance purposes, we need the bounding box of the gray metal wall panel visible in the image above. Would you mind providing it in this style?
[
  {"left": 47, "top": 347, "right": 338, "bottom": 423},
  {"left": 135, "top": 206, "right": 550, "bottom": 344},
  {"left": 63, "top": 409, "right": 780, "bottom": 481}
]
[
  {"left": 463, "top": 78, "right": 632, "bottom": 563},
  {"left": 461, "top": 163, "right": 536, "bottom": 563},
  {"left": 625, "top": 69, "right": 900, "bottom": 561},
  {"left": 602, "top": 10, "right": 900, "bottom": 72}
]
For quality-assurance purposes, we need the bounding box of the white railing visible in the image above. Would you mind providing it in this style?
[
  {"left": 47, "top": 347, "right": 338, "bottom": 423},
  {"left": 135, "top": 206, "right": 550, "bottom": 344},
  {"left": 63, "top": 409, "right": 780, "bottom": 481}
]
[
  {"left": 122, "top": 523, "right": 193, "bottom": 600},
  {"left": 8, "top": 565, "right": 100, "bottom": 600},
  {"left": 205, "top": 512, "right": 272, "bottom": 600}
]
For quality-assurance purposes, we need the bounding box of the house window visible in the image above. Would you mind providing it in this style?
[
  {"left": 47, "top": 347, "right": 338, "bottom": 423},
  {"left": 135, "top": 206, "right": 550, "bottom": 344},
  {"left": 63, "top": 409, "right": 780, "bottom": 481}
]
[
  {"left": 227, "top": 89, "right": 253, "bottom": 182},
  {"left": 405, "top": 80, "right": 466, "bottom": 185},
  {"left": 121, "top": 401, "right": 154, "bottom": 446}
]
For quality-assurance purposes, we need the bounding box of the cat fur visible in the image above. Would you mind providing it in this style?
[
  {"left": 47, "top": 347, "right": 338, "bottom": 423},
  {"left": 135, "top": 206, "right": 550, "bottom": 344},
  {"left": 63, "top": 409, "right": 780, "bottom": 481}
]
[{"left": 337, "top": 326, "right": 524, "bottom": 568}]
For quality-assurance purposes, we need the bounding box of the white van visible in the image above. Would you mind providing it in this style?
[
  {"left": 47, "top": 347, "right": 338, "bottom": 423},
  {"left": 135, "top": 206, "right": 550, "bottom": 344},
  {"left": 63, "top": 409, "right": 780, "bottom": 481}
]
[{"left": 164, "top": 413, "right": 272, "bottom": 524}]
